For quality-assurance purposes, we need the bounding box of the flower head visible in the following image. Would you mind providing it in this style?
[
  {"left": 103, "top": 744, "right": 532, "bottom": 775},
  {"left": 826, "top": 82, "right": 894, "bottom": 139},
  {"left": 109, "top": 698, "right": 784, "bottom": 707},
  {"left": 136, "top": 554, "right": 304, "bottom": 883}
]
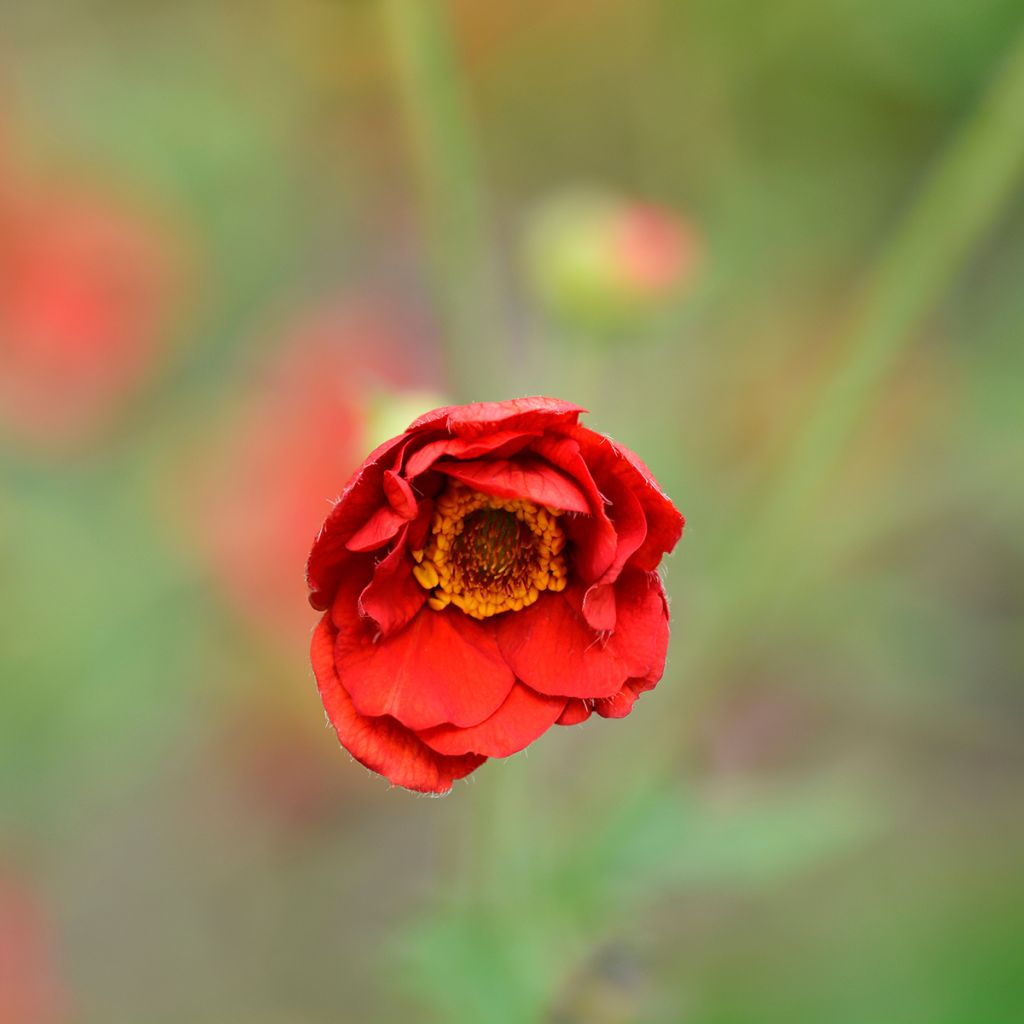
[{"left": 307, "top": 397, "right": 684, "bottom": 793}]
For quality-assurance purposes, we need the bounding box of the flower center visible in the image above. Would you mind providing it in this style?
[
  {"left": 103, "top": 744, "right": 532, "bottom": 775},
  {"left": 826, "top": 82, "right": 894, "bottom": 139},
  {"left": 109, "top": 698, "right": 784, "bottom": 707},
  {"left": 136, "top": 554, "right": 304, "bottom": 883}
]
[{"left": 412, "top": 482, "right": 568, "bottom": 619}]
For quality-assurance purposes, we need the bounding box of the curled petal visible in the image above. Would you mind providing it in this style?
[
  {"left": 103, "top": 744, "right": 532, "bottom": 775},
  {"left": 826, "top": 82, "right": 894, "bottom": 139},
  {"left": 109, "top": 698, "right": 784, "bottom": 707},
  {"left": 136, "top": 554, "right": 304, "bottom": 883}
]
[
  {"left": 382, "top": 470, "right": 419, "bottom": 519},
  {"left": 310, "top": 615, "right": 485, "bottom": 794},
  {"left": 435, "top": 456, "right": 590, "bottom": 513},
  {"left": 570, "top": 424, "right": 684, "bottom": 571},
  {"left": 346, "top": 504, "right": 410, "bottom": 552},
  {"left": 529, "top": 433, "right": 617, "bottom": 583},
  {"left": 307, "top": 432, "right": 413, "bottom": 610},
  {"left": 595, "top": 675, "right": 660, "bottom": 719},
  {"left": 358, "top": 529, "right": 426, "bottom": 638},
  {"left": 556, "top": 699, "right": 593, "bottom": 726},
  {"left": 581, "top": 582, "right": 616, "bottom": 633},
  {"left": 403, "top": 430, "right": 538, "bottom": 479},
  {"left": 418, "top": 683, "right": 566, "bottom": 757}
]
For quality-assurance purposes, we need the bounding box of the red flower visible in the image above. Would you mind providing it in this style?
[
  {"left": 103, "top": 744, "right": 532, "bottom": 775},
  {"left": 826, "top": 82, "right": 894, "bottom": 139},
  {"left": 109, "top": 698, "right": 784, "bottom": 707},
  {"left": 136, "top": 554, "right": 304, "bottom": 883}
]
[
  {"left": 307, "top": 397, "right": 684, "bottom": 793},
  {"left": 0, "top": 186, "right": 181, "bottom": 451}
]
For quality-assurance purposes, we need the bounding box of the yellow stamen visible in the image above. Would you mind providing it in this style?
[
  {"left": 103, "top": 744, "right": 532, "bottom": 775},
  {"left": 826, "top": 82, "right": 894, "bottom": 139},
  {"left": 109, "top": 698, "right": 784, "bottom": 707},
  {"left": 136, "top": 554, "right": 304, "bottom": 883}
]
[{"left": 412, "top": 481, "right": 569, "bottom": 619}]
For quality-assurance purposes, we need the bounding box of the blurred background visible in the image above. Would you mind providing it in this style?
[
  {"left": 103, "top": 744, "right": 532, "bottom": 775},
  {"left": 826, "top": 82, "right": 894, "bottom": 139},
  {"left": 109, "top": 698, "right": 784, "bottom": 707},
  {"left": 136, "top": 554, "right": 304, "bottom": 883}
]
[{"left": 2, "top": 1, "right": 1023, "bottom": 1022}]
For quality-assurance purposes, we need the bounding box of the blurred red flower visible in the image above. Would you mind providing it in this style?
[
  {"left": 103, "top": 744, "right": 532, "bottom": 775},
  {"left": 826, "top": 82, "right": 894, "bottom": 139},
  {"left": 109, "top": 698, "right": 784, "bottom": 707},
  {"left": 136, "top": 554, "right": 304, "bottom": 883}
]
[
  {"left": 307, "top": 397, "right": 684, "bottom": 793},
  {"left": 191, "top": 300, "right": 442, "bottom": 648},
  {"left": 0, "top": 186, "right": 180, "bottom": 449},
  {"left": 0, "top": 871, "right": 67, "bottom": 1024}
]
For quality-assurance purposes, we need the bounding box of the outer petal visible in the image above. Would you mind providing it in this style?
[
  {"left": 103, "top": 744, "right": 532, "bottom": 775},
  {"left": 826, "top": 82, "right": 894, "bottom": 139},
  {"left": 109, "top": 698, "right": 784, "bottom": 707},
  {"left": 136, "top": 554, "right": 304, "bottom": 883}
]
[
  {"left": 576, "top": 475, "right": 647, "bottom": 631},
  {"left": 556, "top": 699, "right": 593, "bottom": 726},
  {"left": 529, "top": 434, "right": 617, "bottom": 583},
  {"left": 407, "top": 397, "right": 584, "bottom": 438},
  {"left": 306, "top": 432, "right": 413, "bottom": 610},
  {"left": 311, "top": 615, "right": 485, "bottom": 794},
  {"left": 435, "top": 456, "right": 590, "bottom": 513},
  {"left": 494, "top": 569, "right": 669, "bottom": 699},
  {"left": 570, "top": 424, "right": 684, "bottom": 571},
  {"left": 333, "top": 574, "right": 515, "bottom": 730},
  {"left": 595, "top": 676, "right": 659, "bottom": 719},
  {"left": 417, "top": 683, "right": 566, "bottom": 757}
]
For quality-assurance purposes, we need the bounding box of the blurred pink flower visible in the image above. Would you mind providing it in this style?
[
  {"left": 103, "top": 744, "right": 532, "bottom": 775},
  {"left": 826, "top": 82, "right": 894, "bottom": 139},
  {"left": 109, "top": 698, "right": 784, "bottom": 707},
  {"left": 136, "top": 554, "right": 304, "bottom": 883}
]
[
  {"left": 0, "top": 184, "right": 181, "bottom": 450},
  {"left": 0, "top": 870, "right": 67, "bottom": 1024},
  {"left": 188, "top": 299, "right": 443, "bottom": 648}
]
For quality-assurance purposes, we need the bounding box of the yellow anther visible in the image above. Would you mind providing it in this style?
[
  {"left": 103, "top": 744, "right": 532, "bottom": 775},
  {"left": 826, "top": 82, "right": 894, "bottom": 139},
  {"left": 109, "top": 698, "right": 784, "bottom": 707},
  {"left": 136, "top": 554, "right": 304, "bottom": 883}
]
[{"left": 413, "top": 562, "right": 439, "bottom": 590}]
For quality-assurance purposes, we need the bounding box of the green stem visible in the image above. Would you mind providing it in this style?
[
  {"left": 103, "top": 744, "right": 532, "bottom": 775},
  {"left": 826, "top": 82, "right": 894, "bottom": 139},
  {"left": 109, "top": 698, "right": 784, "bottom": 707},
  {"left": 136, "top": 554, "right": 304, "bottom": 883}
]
[
  {"left": 384, "top": 0, "right": 501, "bottom": 400},
  {"left": 722, "top": 29, "right": 1024, "bottom": 606},
  {"left": 619, "top": 24, "right": 1024, "bottom": 793}
]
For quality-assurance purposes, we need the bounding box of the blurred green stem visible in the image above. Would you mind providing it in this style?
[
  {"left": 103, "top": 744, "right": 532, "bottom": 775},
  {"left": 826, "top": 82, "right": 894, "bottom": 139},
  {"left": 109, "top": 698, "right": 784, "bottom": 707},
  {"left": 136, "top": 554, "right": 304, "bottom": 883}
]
[
  {"left": 720, "top": 29, "right": 1024, "bottom": 614},
  {"left": 624, "top": 24, "right": 1024, "bottom": 787},
  {"left": 384, "top": 0, "right": 501, "bottom": 399}
]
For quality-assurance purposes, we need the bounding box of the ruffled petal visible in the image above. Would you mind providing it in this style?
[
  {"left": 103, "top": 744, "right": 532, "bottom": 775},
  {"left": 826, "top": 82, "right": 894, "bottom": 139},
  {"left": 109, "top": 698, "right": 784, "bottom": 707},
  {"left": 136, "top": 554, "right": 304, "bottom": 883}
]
[
  {"left": 403, "top": 430, "right": 538, "bottom": 479},
  {"left": 333, "top": 576, "right": 515, "bottom": 730},
  {"left": 310, "top": 614, "right": 485, "bottom": 794},
  {"left": 529, "top": 434, "right": 617, "bottom": 584},
  {"left": 595, "top": 675, "right": 659, "bottom": 719},
  {"left": 382, "top": 469, "right": 419, "bottom": 519},
  {"left": 306, "top": 432, "right": 413, "bottom": 610},
  {"left": 407, "top": 397, "right": 584, "bottom": 438},
  {"left": 417, "top": 683, "right": 566, "bottom": 757},
  {"left": 600, "top": 569, "right": 671, "bottom": 684},
  {"left": 570, "top": 424, "right": 684, "bottom": 572},
  {"left": 435, "top": 456, "right": 590, "bottom": 513},
  {"left": 357, "top": 529, "right": 426, "bottom": 638},
  {"left": 345, "top": 504, "right": 411, "bottom": 553}
]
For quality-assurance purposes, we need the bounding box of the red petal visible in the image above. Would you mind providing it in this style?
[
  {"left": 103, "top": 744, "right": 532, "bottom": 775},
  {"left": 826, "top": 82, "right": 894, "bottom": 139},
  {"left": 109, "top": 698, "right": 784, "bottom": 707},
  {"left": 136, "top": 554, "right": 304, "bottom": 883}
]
[
  {"left": 556, "top": 699, "right": 593, "bottom": 725},
  {"left": 357, "top": 530, "right": 426, "bottom": 638},
  {"left": 407, "top": 397, "right": 584, "bottom": 438},
  {"left": 417, "top": 683, "right": 566, "bottom": 757},
  {"left": 345, "top": 504, "right": 409, "bottom": 552},
  {"left": 435, "top": 456, "right": 591, "bottom": 513},
  {"left": 403, "top": 430, "right": 538, "bottom": 479},
  {"left": 495, "top": 570, "right": 669, "bottom": 699},
  {"left": 582, "top": 582, "right": 616, "bottom": 632},
  {"left": 332, "top": 576, "right": 515, "bottom": 730},
  {"left": 495, "top": 589, "right": 624, "bottom": 697},
  {"left": 306, "top": 432, "right": 413, "bottom": 610},
  {"left": 570, "top": 424, "right": 684, "bottom": 571},
  {"left": 382, "top": 469, "right": 418, "bottom": 519},
  {"left": 595, "top": 676, "right": 659, "bottom": 719},
  {"left": 310, "top": 614, "right": 485, "bottom": 793},
  {"left": 578, "top": 477, "right": 646, "bottom": 628},
  {"left": 529, "top": 434, "right": 617, "bottom": 583}
]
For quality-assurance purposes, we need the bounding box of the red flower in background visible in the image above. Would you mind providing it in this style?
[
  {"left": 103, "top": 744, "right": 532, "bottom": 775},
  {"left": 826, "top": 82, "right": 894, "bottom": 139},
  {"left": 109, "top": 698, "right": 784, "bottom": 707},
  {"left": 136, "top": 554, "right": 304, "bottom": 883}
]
[
  {"left": 308, "top": 397, "right": 684, "bottom": 793},
  {"left": 192, "top": 300, "right": 442, "bottom": 647},
  {"left": 0, "top": 871, "right": 67, "bottom": 1024},
  {"left": 0, "top": 186, "right": 179, "bottom": 450}
]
